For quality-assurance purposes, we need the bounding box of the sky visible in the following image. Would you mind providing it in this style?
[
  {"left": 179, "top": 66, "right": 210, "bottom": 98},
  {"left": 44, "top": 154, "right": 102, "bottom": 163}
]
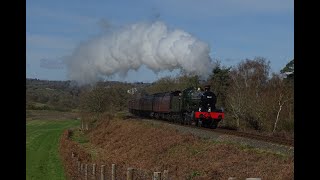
[{"left": 26, "top": 0, "right": 294, "bottom": 83}]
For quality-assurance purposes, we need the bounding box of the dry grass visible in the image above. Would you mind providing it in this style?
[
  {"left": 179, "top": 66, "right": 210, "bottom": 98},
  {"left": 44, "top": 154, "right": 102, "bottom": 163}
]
[{"left": 60, "top": 117, "right": 293, "bottom": 180}]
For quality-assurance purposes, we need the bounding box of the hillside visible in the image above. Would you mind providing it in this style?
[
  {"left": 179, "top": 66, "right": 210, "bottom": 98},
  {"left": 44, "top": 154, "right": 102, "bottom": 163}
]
[
  {"left": 26, "top": 78, "right": 150, "bottom": 112},
  {"left": 60, "top": 116, "right": 293, "bottom": 180}
]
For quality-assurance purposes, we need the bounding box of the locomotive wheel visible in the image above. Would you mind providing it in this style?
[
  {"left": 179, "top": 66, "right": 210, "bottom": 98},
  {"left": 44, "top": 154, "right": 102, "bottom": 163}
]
[
  {"left": 210, "top": 121, "right": 218, "bottom": 129},
  {"left": 183, "top": 116, "right": 188, "bottom": 125},
  {"left": 196, "top": 119, "right": 202, "bottom": 127},
  {"left": 186, "top": 118, "right": 191, "bottom": 125}
]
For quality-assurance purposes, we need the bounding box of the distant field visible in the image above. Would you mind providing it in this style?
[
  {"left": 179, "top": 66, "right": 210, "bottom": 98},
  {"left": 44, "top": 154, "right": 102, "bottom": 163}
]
[
  {"left": 26, "top": 119, "right": 80, "bottom": 180},
  {"left": 26, "top": 110, "right": 79, "bottom": 121}
]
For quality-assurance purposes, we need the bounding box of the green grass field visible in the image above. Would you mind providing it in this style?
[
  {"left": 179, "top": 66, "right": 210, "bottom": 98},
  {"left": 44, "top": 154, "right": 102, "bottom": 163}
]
[{"left": 26, "top": 119, "right": 80, "bottom": 180}]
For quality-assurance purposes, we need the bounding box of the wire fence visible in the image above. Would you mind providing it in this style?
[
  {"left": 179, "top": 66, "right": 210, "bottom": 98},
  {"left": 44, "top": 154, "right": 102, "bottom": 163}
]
[{"left": 70, "top": 152, "right": 169, "bottom": 180}]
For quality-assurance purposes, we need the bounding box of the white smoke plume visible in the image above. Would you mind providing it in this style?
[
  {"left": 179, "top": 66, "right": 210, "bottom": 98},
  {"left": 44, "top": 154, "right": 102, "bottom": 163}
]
[{"left": 65, "top": 21, "right": 213, "bottom": 85}]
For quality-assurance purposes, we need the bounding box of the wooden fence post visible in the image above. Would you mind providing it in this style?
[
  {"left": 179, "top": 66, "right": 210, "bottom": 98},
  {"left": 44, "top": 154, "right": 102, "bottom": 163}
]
[
  {"left": 111, "top": 164, "right": 116, "bottom": 180},
  {"left": 163, "top": 170, "right": 169, "bottom": 180},
  {"left": 153, "top": 172, "right": 161, "bottom": 180},
  {"left": 92, "top": 163, "right": 96, "bottom": 179},
  {"left": 86, "top": 122, "right": 89, "bottom": 130},
  {"left": 126, "top": 168, "right": 134, "bottom": 180},
  {"left": 81, "top": 163, "right": 84, "bottom": 173},
  {"left": 85, "top": 164, "right": 88, "bottom": 180},
  {"left": 100, "top": 165, "right": 105, "bottom": 180},
  {"left": 77, "top": 160, "right": 81, "bottom": 172}
]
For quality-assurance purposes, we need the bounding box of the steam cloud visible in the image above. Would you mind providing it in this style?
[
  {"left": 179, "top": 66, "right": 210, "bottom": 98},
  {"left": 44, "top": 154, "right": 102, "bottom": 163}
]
[{"left": 65, "top": 21, "right": 213, "bottom": 85}]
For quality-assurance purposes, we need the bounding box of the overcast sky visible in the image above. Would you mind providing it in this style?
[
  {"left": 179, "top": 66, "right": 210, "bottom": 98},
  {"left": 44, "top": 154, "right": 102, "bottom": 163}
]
[{"left": 26, "top": 0, "right": 293, "bottom": 83}]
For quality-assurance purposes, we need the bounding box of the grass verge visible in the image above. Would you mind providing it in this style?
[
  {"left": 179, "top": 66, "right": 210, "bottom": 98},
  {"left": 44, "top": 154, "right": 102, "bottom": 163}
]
[{"left": 26, "top": 119, "right": 79, "bottom": 180}]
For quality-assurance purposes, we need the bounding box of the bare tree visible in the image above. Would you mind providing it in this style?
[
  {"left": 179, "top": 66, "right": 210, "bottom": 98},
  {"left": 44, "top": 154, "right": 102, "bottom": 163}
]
[
  {"left": 268, "top": 74, "right": 293, "bottom": 133},
  {"left": 226, "top": 57, "right": 271, "bottom": 130}
]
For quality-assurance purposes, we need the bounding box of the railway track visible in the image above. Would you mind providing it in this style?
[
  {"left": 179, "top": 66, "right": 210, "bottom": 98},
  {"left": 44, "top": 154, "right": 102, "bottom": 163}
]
[
  {"left": 125, "top": 115, "right": 294, "bottom": 147},
  {"left": 204, "top": 127, "right": 293, "bottom": 147}
]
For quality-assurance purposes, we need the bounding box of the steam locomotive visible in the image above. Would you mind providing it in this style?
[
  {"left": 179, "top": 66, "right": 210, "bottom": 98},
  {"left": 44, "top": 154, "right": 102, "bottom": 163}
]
[{"left": 128, "top": 85, "right": 224, "bottom": 129}]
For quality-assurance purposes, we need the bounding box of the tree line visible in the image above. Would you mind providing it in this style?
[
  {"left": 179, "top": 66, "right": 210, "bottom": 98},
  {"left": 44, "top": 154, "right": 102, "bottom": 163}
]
[
  {"left": 26, "top": 57, "right": 294, "bottom": 135},
  {"left": 210, "top": 58, "right": 293, "bottom": 135}
]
